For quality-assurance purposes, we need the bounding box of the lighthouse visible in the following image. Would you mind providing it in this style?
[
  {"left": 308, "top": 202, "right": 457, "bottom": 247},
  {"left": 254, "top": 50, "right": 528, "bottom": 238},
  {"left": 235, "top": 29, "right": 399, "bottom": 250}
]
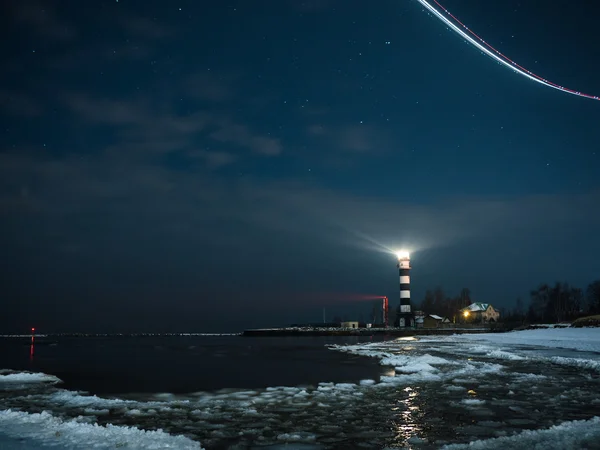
[{"left": 396, "top": 251, "right": 413, "bottom": 328}]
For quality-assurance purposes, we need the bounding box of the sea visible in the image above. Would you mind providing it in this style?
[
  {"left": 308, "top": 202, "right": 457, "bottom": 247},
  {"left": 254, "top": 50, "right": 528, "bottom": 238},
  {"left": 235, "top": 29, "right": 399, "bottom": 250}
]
[{"left": 1, "top": 330, "right": 600, "bottom": 449}]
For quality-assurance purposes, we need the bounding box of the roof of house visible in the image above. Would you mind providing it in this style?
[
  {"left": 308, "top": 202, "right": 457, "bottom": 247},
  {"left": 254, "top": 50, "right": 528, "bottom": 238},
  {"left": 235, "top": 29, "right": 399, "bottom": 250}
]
[
  {"left": 428, "top": 314, "right": 444, "bottom": 320},
  {"left": 462, "top": 302, "right": 491, "bottom": 312}
]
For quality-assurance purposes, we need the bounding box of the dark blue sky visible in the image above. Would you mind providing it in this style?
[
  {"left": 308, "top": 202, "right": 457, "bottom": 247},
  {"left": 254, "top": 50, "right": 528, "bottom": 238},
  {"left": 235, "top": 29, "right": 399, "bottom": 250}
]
[{"left": 1, "top": 0, "right": 599, "bottom": 332}]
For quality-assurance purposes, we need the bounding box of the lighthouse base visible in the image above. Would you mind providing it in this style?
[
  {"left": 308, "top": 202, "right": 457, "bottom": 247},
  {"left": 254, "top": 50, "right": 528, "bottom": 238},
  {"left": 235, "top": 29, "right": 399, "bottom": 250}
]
[{"left": 397, "top": 314, "right": 415, "bottom": 328}]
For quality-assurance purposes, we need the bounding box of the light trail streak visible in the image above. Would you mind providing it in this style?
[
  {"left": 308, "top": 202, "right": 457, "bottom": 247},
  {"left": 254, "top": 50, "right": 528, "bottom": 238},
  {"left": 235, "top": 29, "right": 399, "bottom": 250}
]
[{"left": 416, "top": 0, "right": 600, "bottom": 101}]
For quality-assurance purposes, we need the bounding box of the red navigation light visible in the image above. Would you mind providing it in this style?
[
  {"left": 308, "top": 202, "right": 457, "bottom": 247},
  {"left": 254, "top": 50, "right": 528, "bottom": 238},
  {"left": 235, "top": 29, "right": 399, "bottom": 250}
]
[{"left": 31, "top": 327, "right": 35, "bottom": 332}]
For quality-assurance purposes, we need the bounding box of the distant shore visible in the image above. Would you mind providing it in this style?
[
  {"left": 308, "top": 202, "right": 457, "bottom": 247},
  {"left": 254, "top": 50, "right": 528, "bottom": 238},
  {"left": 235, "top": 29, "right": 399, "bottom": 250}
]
[{"left": 242, "top": 327, "right": 493, "bottom": 337}]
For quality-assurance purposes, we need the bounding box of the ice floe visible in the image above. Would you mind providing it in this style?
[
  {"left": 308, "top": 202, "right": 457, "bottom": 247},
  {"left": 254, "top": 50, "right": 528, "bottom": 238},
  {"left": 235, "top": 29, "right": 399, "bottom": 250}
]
[
  {"left": 443, "top": 416, "right": 600, "bottom": 449},
  {"left": 0, "top": 370, "right": 61, "bottom": 386},
  {"left": 0, "top": 409, "right": 203, "bottom": 449}
]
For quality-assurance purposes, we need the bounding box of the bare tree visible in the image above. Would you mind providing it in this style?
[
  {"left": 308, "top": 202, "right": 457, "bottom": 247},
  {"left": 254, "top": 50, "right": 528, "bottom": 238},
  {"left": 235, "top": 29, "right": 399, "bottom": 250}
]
[
  {"left": 586, "top": 280, "right": 600, "bottom": 314},
  {"left": 515, "top": 297, "right": 524, "bottom": 318},
  {"left": 371, "top": 301, "right": 381, "bottom": 324},
  {"left": 433, "top": 286, "right": 446, "bottom": 314},
  {"left": 460, "top": 288, "right": 471, "bottom": 309},
  {"left": 446, "top": 295, "right": 462, "bottom": 322},
  {"left": 551, "top": 282, "right": 565, "bottom": 323},
  {"left": 567, "top": 287, "right": 583, "bottom": 319},
  {"left": 530, "top": 284, "right": 550, "bottom": 322},
  {"left": 420, "top": 290, "right": 435, "bottom": 315}
]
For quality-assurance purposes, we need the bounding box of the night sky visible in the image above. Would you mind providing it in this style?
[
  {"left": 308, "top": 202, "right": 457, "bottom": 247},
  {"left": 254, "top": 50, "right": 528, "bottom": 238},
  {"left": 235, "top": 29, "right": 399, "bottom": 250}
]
[{"left": 1, "top": 0, "right": 599, "bottom": 333}]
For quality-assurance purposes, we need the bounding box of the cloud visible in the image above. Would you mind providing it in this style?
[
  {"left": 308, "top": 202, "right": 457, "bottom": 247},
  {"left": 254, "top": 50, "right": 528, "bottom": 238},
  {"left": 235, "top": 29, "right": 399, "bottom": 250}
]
[
  {"left": 2, "top": 149, "right": 599, "bottom": 324},
  {"left": 121, "top": 17, "right": 172, "bottom": 39},
  {"left": 307, "top": 125, "right": 327, "bottom": 136},
  {"left": 105, "top": 43, "right": 154, "bottom": 61},
  {"left": 3, "top": 149, "right": 599, "bottom": 257},
  {"left": 62, "top": 93, "right": 281, "bottom": 161},
  {"left": 7, "top": 1, "right": 75, "bottom": 40},
  {"left": 210, "top": 121, "right": 282, "bottom": 156},
  {"left": 287, "top": 0, "right": 336, "bottom": 12},
  {"left": 0, "top": 90, "right": 43, "bottom": 117},
  {"left": 336, "top": 126, "right": 375, "bottom": 152},
  {"left": 64, "top": 94, "right": 149, "bottom": 126},
  {"left": 307, "top": 124, "right": 389, "bottom": 153},
  {"left": 189, "top": 150, "right": 238, "bottom": 168},
  {"left": 186, "top": 72, "right": 238, "bottom": 103}
]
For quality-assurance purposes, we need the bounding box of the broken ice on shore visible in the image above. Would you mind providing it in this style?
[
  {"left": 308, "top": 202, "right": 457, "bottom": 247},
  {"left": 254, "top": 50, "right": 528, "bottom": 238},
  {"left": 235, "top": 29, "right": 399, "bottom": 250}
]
[{"left": 1, "top": 328, "right": 599, "bottom": 449}]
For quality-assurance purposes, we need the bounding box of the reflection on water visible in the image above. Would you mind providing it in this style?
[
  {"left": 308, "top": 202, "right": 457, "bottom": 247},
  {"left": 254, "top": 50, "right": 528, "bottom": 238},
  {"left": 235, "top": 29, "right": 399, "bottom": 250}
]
[
  {"left": 2, "top": 335, "right": 387, "bottom": 395},
  {"left": 382, "top": 367, "right": 396, "bottom": 377},
  {"left": 392, "top": 386, "right": 424, "bottom": 447}
]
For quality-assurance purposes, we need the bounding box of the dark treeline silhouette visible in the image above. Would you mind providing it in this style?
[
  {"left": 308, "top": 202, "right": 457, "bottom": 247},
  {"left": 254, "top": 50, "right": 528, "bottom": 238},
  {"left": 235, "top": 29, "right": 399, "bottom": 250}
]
[
  {"left": 522, "top": 280, "right": 600, "bottom": 324},
  {"left": 414, "top": 280, "right": 600, "bottom": 325},
  {"left": 415, "top": 287, "right": 472, "bottom": 323}
]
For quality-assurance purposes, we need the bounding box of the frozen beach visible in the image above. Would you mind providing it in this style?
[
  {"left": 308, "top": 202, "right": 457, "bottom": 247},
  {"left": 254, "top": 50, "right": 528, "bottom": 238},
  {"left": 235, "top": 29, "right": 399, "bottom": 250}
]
[{"left": 1, "top": 328, "right": 599, "bottom": 449}]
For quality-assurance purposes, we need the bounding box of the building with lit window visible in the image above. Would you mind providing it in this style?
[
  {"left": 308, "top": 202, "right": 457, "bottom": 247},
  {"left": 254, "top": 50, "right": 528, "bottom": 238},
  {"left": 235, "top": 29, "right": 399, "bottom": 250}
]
[{"left": 460, "top": 303, "right": 500, "bottom": 323}]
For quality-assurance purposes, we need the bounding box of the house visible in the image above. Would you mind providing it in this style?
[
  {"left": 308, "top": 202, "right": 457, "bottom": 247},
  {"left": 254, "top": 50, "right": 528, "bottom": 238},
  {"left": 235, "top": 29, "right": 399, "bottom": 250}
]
[
  {"left": 423, "top": 314, "right": 445, "bottom": 328},
  {"left": 414, "top": 310, "right": 426, "bottom": 328},
  {"left": 460, "top": 303, "right": 500, "bottom": 323},
  {"left": 340, "top": 321, "right": 359, "bottom": 329},
  {"left": 414, "top": 310, "right": 426, "bottom": 320}
]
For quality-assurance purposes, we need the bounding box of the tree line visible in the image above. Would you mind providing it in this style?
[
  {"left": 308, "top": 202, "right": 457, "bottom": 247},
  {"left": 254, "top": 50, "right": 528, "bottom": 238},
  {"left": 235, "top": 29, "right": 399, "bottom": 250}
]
[
  {"left": 413, "top": 280, "right": 600, "bottom": 324},
  {"left": 519, "top": 280, "right": 600, "bottom": 323},
  {"left": 414, "top": 287, "right": 473, "bottom": 322}
]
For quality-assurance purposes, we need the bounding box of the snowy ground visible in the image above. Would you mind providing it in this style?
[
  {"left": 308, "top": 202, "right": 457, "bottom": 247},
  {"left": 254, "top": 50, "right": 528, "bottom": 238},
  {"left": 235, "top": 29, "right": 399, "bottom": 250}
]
[
  {"left": 459, "top": 327, "right": 600, "bottom": 353},
  {"left": 1, "top": 328, "right": 600, "bottom": 449}
]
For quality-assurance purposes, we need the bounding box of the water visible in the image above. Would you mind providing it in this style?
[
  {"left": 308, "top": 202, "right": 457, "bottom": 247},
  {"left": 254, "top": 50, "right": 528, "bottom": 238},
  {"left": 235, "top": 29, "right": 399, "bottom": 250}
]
[
  {"left": 1, "top": 332, "right": 600, "bottom": 449},
  {"left": 0, "top": 335, "right": 386, "bottom": 394}
]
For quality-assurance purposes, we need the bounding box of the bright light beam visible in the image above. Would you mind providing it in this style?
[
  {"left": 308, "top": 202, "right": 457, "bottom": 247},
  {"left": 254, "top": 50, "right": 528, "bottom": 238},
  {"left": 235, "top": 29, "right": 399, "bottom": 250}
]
[
  {"left": 416, "top": 0, "right": 600, "bottom": 101},
  {"left": 396, "top": 250, "right": 410, "bottom": 259}
]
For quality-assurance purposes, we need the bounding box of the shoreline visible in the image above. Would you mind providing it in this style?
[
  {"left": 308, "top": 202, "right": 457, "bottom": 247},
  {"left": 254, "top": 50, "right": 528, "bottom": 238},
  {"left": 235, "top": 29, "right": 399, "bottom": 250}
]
[{"left": 242, "top": 327, "right": 495, "bottom": 337}]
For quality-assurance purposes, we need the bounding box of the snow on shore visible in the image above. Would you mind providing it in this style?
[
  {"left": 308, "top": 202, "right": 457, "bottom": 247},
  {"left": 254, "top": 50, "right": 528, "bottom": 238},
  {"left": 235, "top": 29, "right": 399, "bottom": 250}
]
[{"left": 455, "top": 327, "right": 600, "bottom": 354}]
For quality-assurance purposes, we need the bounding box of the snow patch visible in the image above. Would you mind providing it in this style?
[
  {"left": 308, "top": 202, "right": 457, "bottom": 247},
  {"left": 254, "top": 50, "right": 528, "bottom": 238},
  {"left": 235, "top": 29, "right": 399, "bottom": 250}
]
[
  {"left": 0, "top": 371, "right": 61, "bottom": 386},
  {"left": 0, "top": 409, "right": 203, "bottom": 449},
  {"left": 461, "top": 398, "right": 486, "bottom": 406},
  {"left": 277, "top": 432, "right": 317, "bottom": 443},
  {"left": 380, "top": 353, "right": 453, "bottom": 368},
  {"left": 442, "top": 416, "right": 600, "bottom": 449},
  {"left": 549, "top": 356, "right": 600, "bottom": 372},
  {"left": 459, "top": 328, "right": 600, "bottom": 354}
]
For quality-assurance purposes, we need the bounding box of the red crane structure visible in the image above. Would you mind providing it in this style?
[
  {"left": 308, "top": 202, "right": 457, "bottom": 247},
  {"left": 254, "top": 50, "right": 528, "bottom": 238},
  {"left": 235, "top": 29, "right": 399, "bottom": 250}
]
[{"left": 382, "top": 296, "right": 389, "bottom": 328}]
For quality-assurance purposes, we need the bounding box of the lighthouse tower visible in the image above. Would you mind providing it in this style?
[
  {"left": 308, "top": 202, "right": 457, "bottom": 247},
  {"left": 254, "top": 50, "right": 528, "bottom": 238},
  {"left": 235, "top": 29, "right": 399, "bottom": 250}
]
[{"left": 396, "top": 251, "right": 413, "bottom": 328}]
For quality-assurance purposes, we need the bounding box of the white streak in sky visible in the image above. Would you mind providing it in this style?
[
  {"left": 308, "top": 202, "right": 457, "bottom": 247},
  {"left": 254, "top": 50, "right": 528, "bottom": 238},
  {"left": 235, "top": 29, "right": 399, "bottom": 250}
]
[{"left": 415, "top": 0, "right": 600, "bottom": 101}]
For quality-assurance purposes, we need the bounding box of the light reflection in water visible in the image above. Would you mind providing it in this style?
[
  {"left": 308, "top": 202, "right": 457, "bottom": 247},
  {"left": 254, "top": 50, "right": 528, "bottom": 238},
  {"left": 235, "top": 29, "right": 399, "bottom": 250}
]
[
  {"left": 382, "top": 367, "right": 396, "bottom": 377},
  {"left": 30, "top": 336, "right": 35, "bottom": 362},
  {"left": 392, "top": 386, "right": 425, "bottom": 447}
]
